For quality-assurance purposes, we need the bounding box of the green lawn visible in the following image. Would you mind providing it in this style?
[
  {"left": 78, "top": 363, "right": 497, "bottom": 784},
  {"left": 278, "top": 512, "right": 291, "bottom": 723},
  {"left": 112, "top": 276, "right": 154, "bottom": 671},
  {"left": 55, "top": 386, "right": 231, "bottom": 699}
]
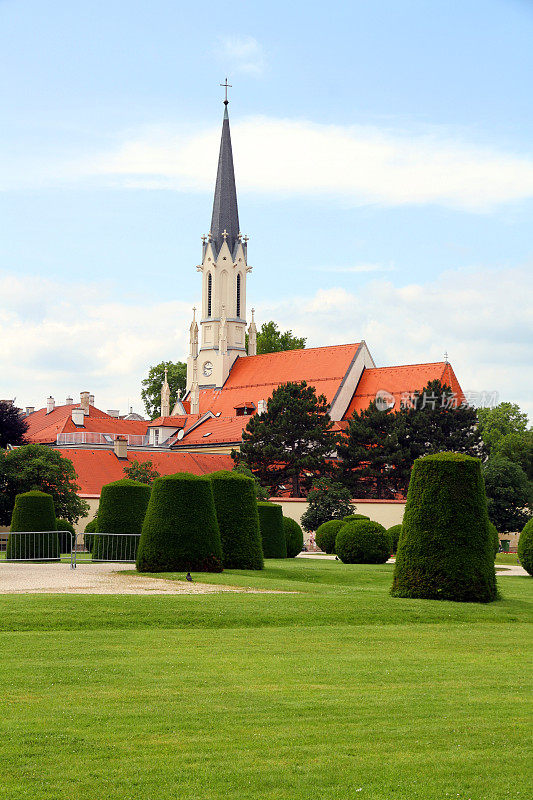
[{"left": 0, "top": 559, "right": 531, "bottom": 800}]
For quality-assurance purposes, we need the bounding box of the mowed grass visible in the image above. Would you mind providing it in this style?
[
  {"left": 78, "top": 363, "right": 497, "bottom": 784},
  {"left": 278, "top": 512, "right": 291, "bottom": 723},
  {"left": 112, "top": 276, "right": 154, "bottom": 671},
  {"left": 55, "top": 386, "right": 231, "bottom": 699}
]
[{"left": 0, "top": 560, "right": 531, "bottom": 800}]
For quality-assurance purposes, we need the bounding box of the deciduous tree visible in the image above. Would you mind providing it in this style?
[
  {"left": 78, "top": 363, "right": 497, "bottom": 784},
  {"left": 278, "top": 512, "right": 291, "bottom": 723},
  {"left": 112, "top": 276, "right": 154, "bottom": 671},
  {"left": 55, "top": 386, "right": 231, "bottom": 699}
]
[
  {"left": 141, "top": 361, "right": 186, "bottom": 419},
  {"left": 0, "top": 401, "right": 28, "bottom": 448},
  {"left": 254, "top": 321, "right": 306, "bottom": 355}
]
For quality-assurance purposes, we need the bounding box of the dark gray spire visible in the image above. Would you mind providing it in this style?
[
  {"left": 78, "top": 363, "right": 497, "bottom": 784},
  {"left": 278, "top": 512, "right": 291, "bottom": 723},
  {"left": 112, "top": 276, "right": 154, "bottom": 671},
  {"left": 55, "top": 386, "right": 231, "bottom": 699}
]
[{"left": 209, "top": 104, "right": 240, "bottom": 258}]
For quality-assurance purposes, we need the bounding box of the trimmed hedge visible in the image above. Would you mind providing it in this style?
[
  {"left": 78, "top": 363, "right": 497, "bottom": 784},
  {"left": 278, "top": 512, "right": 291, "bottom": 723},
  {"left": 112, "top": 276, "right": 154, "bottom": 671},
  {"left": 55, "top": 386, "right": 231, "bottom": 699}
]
[
  {"left": 335, "top": 520, "right": 391, "bottom": 564},
  {"left": 517, "top": 518, "right": 533, "bottom": 576},
  {"left": 136, "top": 473, "right": 223, "bottom": 572},
  {"left": 56, "top": 518, "right": 76, "bottom": 553},
  {"left": 7, "top": 490, "right": 59, "bottom": 561},
  {"left": 84, "top": 517, "right": 97, "bottom": 552},
  {"left": 315, "top": 519, "right": 344, "bottom": 554},
  {"left": 391, "top": 453, "right": 497, "bottom": 603},
  {"left": 283, "top": 516, "right": 304, "bottom": 558},
  {"left": 93, "top": 479, "right": 151, "bottom": 561},
  {"left": 257, "top": 502, "right": 286, "bottom": 558},
  {"left": 387, "top": 524, "right": 403, "bottom": 554},
  {"left": 342, "top": 514, "right": 370, "bottom": 522},
  {"left": 210, "top": 471, "right": 263, "bottom": 569}
]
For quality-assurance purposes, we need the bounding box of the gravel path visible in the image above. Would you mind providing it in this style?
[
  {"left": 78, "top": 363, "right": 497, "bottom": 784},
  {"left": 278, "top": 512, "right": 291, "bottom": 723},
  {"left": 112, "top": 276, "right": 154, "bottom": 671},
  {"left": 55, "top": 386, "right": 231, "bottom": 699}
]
[{"left": 0, "top": 562, "right": 282, "bottom": 595}]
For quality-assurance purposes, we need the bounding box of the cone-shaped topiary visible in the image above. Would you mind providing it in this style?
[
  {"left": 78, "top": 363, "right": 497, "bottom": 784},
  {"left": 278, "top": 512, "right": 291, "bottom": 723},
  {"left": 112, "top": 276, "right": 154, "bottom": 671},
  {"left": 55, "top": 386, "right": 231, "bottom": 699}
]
[
  {"left": 391, "top": 452, "right": 497, "bottom": 603},
  {"left": 517, "top": 518, "right": 533, "bottom": 576},
  {"left": 283, "top": 516, "right": 304, "bottom": 558},
  {"left": 387, "top": 524, "right": 403, "bottom": 554},
  {"left": 342, "top": 514, "right": 370, "bottom": 523},
  {"left": 56, "top": 518, "right": 76, "bottom": 553},
  {"left": 84, "top": 517, "right": 97, "bottom": 552},
  {"left": 335, "top": 520, "right": 391, "bottom": 564},
  {"left": 257, "top": 502, "right": 286, "bottom": 558},
  {"left": 315, "top": 519, "right": 344, "bottom": 554},
  {"left": 136, "top": 473, "right": 223, "bottom": 572},
  {"left": 7, "top": 490, "right": 59, "bottom": 560},
  {"left": 93, "top": 479, "right": 151, "bottom": 561},
  {"left": 209, "top": 470, "right": 263, "bottom": 569}
]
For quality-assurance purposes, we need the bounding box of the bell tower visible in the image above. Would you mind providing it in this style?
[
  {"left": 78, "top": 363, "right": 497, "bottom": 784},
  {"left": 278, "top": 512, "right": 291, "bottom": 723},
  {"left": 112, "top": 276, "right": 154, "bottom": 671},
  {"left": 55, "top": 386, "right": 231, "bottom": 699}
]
[{"left": 186, "top": 86, "right": 252, "bottom": 392}]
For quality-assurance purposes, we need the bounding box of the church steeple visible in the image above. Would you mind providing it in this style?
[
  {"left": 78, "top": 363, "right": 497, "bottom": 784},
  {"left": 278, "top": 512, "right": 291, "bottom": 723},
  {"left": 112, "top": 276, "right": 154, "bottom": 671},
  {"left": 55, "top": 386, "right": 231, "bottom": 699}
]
[{"left": 209, "top": 100, "right": 240, "bottom": 258}]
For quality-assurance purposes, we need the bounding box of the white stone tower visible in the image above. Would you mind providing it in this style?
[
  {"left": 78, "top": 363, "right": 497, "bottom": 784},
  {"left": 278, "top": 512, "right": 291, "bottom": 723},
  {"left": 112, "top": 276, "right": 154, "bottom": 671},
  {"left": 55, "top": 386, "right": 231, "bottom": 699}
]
[{"left": 186, "top": 96, "right": 252, "bottom": 393}]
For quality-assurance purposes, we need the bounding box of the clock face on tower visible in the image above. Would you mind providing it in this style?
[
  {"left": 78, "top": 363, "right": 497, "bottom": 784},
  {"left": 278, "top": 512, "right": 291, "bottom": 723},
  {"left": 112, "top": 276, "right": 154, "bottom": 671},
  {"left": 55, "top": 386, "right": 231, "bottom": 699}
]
[{"left": 202, "top": 361, "right": 213, "bottom": 378}]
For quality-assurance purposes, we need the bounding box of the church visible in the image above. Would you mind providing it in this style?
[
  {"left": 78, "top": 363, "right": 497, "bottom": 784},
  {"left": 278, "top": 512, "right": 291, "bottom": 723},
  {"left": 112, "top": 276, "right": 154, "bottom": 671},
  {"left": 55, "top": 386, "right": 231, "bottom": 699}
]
[{"left": 23, "top": 95, "right": 464, "bottom": 503}]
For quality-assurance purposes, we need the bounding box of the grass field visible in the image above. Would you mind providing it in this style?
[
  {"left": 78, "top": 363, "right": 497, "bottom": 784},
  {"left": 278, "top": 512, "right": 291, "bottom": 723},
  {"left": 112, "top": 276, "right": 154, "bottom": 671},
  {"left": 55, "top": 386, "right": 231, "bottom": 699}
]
[{"left": 0, "top": 559, "right": 531, "bottom": 800}]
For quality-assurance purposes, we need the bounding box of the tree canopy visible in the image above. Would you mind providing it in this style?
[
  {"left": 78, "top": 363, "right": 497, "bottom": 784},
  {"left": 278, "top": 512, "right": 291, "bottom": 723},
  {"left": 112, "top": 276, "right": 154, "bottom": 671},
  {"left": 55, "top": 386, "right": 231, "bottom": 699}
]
[
  {"left": 300, "top": 478, "right": 352, "bottom": 532},
  {"left": 338, "top": 380, "right": 483, "bottom": 498},
  {"left": 141, "top": 361, "right": 187, "bottom": 419},
  {"left": 483, "top": 456, "right": 532, "bottom": 532},
  {"left": 477, "top": 402, "right": 529, "bottom": 455},
  {"left": 235, "top": 381, "right": 337, "bottom": 497},
  {"left": 123, "top": 459, "right": 160, "bottom": 484},
  {"left": 0, "top": 444, "right": 89, "bottom": 525},
  {"left": 255, "top": 321, "right": 306, "bottom": 355},
  {"left": 0, "top": 401, "right": 28, "bottom": 448}
]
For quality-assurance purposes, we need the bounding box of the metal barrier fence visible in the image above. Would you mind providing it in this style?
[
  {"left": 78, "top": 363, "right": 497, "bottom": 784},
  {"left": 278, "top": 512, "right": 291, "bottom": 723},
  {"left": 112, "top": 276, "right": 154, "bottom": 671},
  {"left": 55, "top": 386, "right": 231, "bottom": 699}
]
[{"left": 1, "top": 531, "right": 141, "bottom": 568}]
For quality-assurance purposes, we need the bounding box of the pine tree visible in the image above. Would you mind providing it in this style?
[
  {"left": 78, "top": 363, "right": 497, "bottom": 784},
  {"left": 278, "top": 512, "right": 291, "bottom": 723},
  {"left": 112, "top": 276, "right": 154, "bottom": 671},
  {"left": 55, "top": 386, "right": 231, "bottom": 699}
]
[{"left": 236, "top": 381, "right": 337, "bottom": 497}]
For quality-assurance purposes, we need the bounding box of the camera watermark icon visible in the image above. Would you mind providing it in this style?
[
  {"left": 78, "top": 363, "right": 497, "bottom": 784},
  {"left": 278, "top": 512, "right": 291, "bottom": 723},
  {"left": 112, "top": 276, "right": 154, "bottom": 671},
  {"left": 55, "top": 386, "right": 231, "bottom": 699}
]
[{"left": 375, "top": 390, "right": 396, "bottom": 411}]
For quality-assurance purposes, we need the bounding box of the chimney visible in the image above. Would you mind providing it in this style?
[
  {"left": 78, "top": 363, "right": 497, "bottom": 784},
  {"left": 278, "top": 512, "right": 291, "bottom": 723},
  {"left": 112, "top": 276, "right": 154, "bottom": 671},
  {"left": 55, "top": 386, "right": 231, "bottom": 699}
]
[
  {"left": 257, "top": 399, "right": 267, "bottom": 416},
  {"left": 46, "top": 396, "right": 55, "bottom": 414},
  {"left": 72, "top": 407, "right": 85, "bottom": 426},
  {"left": 107, "top": 409, "right": 120, "bottom": 418},
  {"left": 80, "top": 391, "right": 90, "bottom": 415},
  {"left": 25, "top": 406, "right": 35, "bottom": 416},
  {"left": 66, "top": 396, "right": 73, "bottom": 405},
  {"left": 113, "top": 435, "right": 128, "bottom": 459},
  {"left": 89, "top": 394, "right": 95, "bottom": 406}
]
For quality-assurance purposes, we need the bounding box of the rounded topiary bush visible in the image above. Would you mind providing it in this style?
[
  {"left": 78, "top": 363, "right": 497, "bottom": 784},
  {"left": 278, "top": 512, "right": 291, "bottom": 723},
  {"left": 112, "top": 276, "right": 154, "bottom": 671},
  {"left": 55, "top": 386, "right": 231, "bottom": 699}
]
[
  {"left": 488, "top": 522, "right": 500, "bottom": 558},
  {"left": 56, "top": 518, "right": 76, "bottom": 553},
  {"left": 257, "top": 502, "right": 286, "bottom": 558},
  {"left": 517, "top": 518, "right": 533, "bottom": 576},
  {"left": 136, "top": 473, "right": 223, "bottom": 572},
  {"left": 7, "top": 490, "right": 59, "bottom": 561},
  {"left": 335, "top": 520, "right": 391, "bottom": 564},
  {"left": 283, "top": 516, "right": 304, "bottom": 558},
  {"left": 210, "top": 470, "right": 263, "bottom": 569},
  {"left": 391, "top": 453, "right": 497, "bottom": 603},
  {"left": 387, "top": 524, "right": 403, "bottom": 554},
  {"left": 342, "top": 514, "right": 370, "bottom": 523},
  {"left": 315, "top": 519, "right": 344, "bottom": 554},
  {"left": 84, "top": 517, "right": 97, "bottom": 552},
  {"left": 93, "top": 479, "right": 151, "bottom": 561}
]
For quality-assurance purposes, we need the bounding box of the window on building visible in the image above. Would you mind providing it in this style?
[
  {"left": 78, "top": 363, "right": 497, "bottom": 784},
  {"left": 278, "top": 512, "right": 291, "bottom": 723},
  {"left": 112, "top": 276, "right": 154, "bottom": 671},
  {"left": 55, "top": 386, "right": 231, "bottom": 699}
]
[
  {"left": 236, "top": 273, "right": 241, "bottom": 318},
  {"left": 154, "top": 429, "right": 159, "bottom": 445},
  {"left": 207, "top": 273, "right": 212, "bottom": 317}
]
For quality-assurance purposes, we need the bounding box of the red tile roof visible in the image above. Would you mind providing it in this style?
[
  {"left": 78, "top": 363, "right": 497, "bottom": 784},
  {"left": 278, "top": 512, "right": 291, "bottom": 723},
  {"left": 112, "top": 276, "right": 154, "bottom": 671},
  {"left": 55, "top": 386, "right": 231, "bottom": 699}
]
[
  {"left": 147, "top": 416, "right": 187, "bottom": 428},
  {"left": 343, "top": 362, "right": 464, "bottom": 418},
  {"left": 56, "top": 448, "right": 234, "bottom": 496},
  {"left": 26, "top": 404, "right": 147, "bottom": 444}
]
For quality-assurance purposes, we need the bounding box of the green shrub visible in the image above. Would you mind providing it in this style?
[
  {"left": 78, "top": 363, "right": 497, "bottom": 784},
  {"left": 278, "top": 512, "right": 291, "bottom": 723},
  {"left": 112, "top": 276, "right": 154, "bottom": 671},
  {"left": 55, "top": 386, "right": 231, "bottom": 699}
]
[
  {"left": 517, "top": 518, "right": 533, "bottom": 576},
  {"left": 210, "top": 471, "right": 263, "bottom": 569},
  {"left": 335, "top": 520, "right": 391, "bottom": 564},
  {"left": 387, "top": 524, "right": 403, "bottom": 554},
  {"left": 136, "top": 473, "right": 223, "bottom": 572},
  {"left": 56, "top": 518, "right": 76, "bottom": 553},
  {"left": 488, "top": 522, "right": 500, "bottom": 558},
  {"left": 315, "top": 519, "right": 344, "bottom": 554},
  {"left": 257, "top": 502, "right": 286, "bottom": 558},
  {"left": 391, "top": 453, "right": 497, "bottom": 603},
  {"left": 84, "top": 517, "right": 97, "bottom": 552},
  {"left": 283, "top": 516, "right": 304, "bottom": 558},
  {"left": 342, "top": 514, "right": 370, "bottom": 522},
  {"left": 7, "top": 490, "right": 59, "bottom": 561},
  {"left": 93, "top": 479, "right": 151, "bottom": 561}
]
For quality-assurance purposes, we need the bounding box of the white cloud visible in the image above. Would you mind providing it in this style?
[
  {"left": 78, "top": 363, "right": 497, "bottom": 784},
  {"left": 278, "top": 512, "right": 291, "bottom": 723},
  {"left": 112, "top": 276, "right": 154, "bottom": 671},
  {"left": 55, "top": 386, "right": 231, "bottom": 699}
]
[
  {"left": 1, "top": 265, "right": 531, "bottom": 420},
  {"left": 3, "top": 116, "right": 533, "bottom": 211},
  {"left": 217, "top": 35, "right": 266, "bottom": 75},
  {"left": 313, "top": 263, "right": 395, "bottom": 274}
]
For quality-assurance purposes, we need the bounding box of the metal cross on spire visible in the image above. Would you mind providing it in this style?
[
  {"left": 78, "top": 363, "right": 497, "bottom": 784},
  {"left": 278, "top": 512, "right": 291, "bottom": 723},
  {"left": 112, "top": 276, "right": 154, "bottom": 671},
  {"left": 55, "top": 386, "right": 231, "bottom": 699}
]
[{"left": 220, "top": 78, "right": 232, "bottom": 105}]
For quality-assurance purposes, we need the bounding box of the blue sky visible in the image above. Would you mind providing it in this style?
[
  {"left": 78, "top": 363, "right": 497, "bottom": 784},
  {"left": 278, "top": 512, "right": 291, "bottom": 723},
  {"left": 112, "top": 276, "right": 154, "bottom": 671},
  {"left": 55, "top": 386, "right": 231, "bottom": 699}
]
[{"left": 1, "top": 0, "right": 532, "bottom": 416}]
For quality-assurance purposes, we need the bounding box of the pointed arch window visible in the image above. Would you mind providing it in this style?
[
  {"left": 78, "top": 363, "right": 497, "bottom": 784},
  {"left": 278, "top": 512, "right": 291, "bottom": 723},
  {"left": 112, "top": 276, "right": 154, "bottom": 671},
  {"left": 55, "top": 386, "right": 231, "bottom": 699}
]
[
  {"left": 236, "top": 273, "right": 241, "bottom": 318},
  {"left": 207, "top": 272, "right": 212, "bottom": 317}
]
